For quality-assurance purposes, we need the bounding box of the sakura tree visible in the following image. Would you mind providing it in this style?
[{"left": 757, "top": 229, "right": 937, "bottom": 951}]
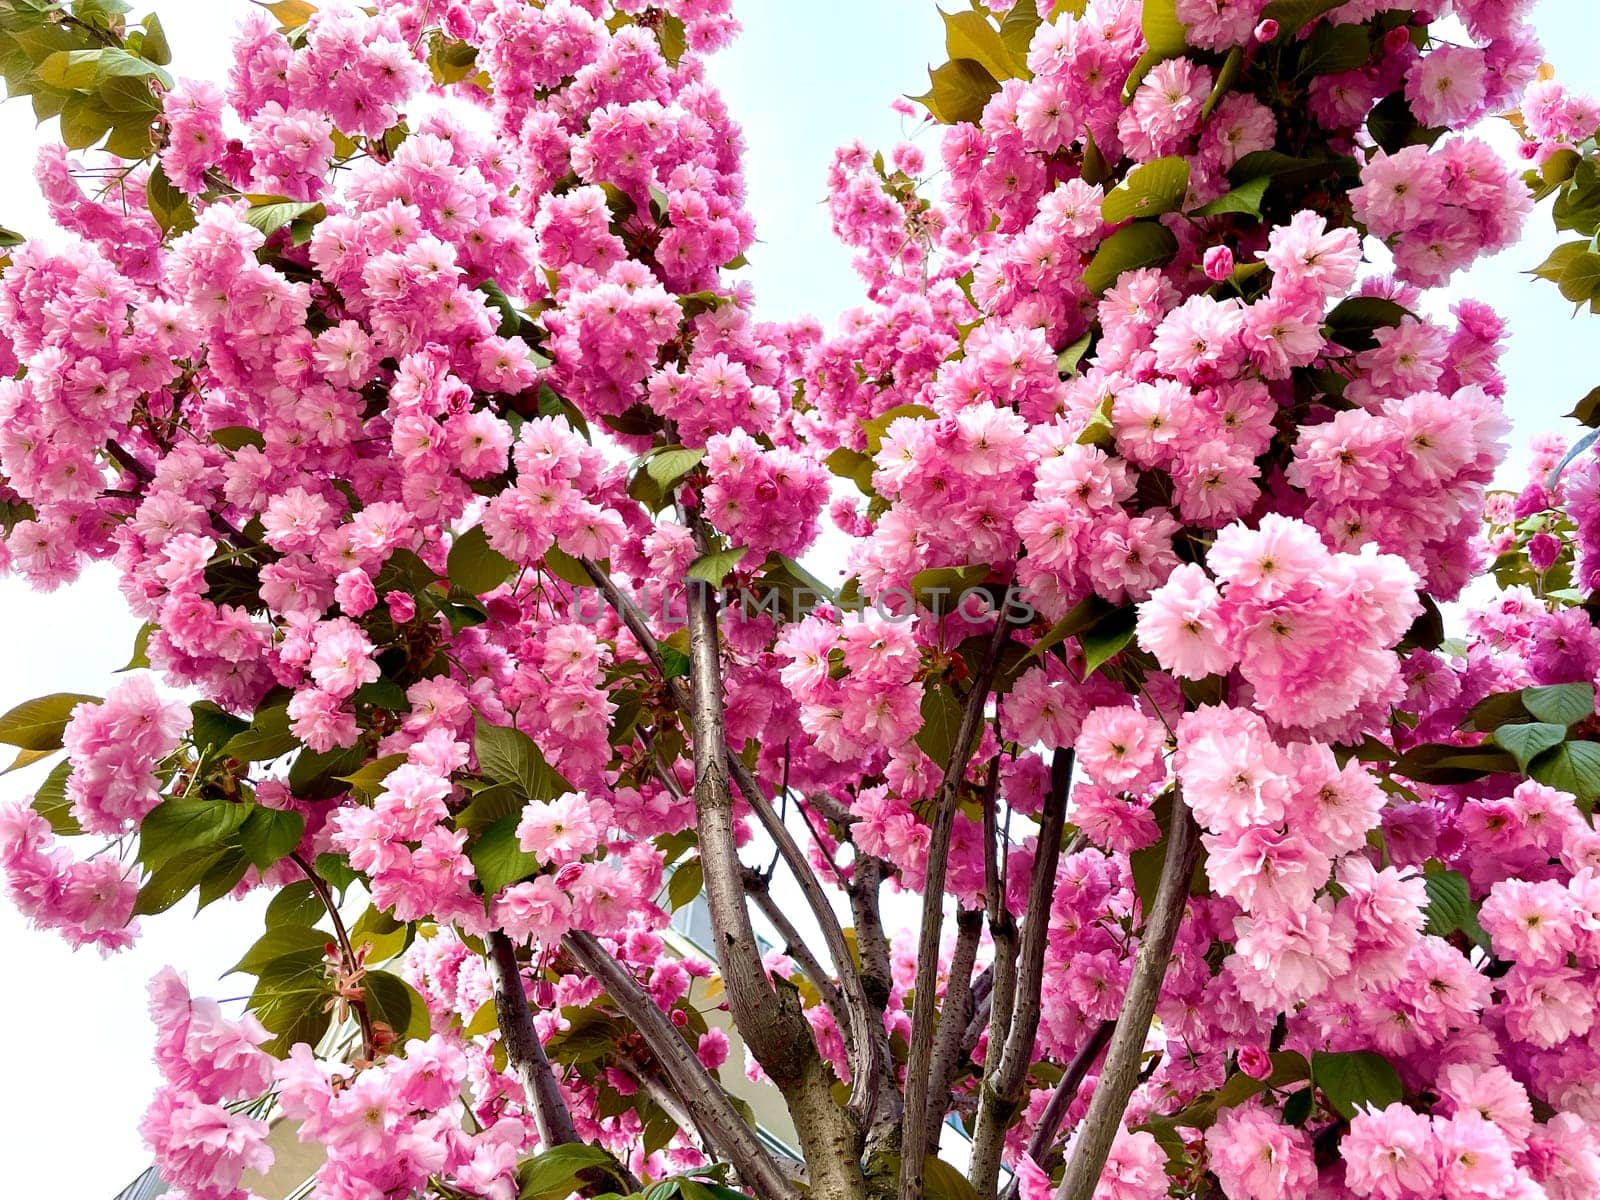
[{"left": 1, "top": 0, "right": 1597, "bottom": 1199}]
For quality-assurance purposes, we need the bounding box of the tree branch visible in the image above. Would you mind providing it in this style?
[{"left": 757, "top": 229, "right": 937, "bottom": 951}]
[
  {"left": 564, "top": 931, "right": 799, "bottom": 1200},
  {"left": 743, "top": 866, "right": 850, "bottom": 1039},
  {"left": 484, "top": 931, "right": 596, "bottom": 1158},
  {"left": 683, "top": 570, "right": 864, "bottom": 1200},
  {"left": 585, "top": 552, "right": 881, "bottom": 1127},
  {"left": 969, "top": 750, "right": 1074, "bottom": 1198},
  {"left": 1054, "top": 802, "right": 1200, "bottom": 1200},
  {"left": 902, "top": 612, "right": 1012, "bottom": 1200},
  {"left": 997, "top": 1020, "right": 1115, "bottom": 1200},
  {"left": 289, "top": 852, "right": 376, "bottom": 1063},
  {"left": 925, "top": 906, "right": 984, "bottom": 1118}
]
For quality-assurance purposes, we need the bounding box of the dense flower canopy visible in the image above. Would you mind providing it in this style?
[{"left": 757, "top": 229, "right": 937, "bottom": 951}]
[{"left": 3, "top": 1, "right": 1600, "bottom": 1200}]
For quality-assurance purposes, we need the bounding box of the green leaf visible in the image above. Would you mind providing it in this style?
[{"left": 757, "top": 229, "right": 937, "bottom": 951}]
[
  {"left": 249, "top": 946, "right": 335, "bottom": 1055},
  {"left": 1261, "top": 0, "right": 1343, "bottom": 37},
  {"left": 1523, "top": 682, "right": 1595, "bottom": 726},
  {"left": 449, "top": 523, "right": 517, "bottom": 595},
  {"left": 365, "top": 969, "right": 432, "bottom": 1044},
  {"left": 265, "top": 880, "right": 323, "bottom": 928},
  {"left": 242, "top": 195, "right": 326, "bottom": 241},
  {"left": 924, "top": 1156, "right": 983, "bottom": 1200},
  {"left": 1391, "top": 742, "right": 1517, "bottom": 785},
  {"left": 997, "top": 1, "right": 1045, "bottom": 63},
  {"left": 826, "top": 446, "right": 878, "bottom": 496},
  {"left": 133, "top": 845, "right": 231, "bottom": 915},
  {"left": 517, "top": 1144, "right": 634, "bottom": 1200},
  {"left": 1569, "top": 385, "right": 1600, "bottom": 428},
  {"left": 687, "top": 545, "right": 749, "bottom": 586},
  {"left": 909, "top": 57, "right": 1000, "bottom": 126},
  {"left": 941, "top": 9, "right": 1024, "bottom": 84},
  {"left": 667, "top": 858, "right": 703, "bottom": 911},
  {"left": 137, "top": 799, "right": 254, "bottom": 867},
  {"left": 212, "top": 425, "right": 266, "bottom": 452},
  {"left": 915, "top": 682, "right": 965, "bottom": 767},
  {"left": 240, "top": 805, "right": 306, "bottom": 871},
  {"left": 335, "top": 753, "right": 407, "bottom": 798},
  {"left": 144, "top": 162, "right": 194, "bottom": 235},
  {"left": 230, "top": 925, "right": 330, "bottom": 976},
  {"left": 1082, "top": 221, "right": 1179, "bottom": 294},
  {"left": 1324, "top": 296, "right": 1411, "bottom": 350},
  {"left": 1558, "top": 252, "right": 1600, "bottom": 305},
  {"left": 455, "top": 782, "right": 527, "bottom": 838},
  {"left": 1420, "top": 864, "right": 1487, "bottom": 948},
  {"left": 468, "top": 816, "right": 540, "bottom": 896},
  {"left": 221, "top": 705, "right": 297, "bottom": 763},
  {"left": 1311, "top": 1050, "right": 1402, "bottom": 1120},
  {"left": 1056, "top": 331, "right": 1093, "bottom": 377},
  {"left": 479, "top": 279, "right": 523, "bottom": 337},
  {"left": 1102, "top": 156, "right": 1191, "bottom": 224},
  {"left": 910, "top": 564, "right": 992, "bottom": 614},
  {"left": 30, "top": 760, "right": 77, "bottom": 835},
  {"left": 140, "top": 13, "right": 171, "bottom": 65},
  {"left": 1299, "top": 22, "right": 1372, "bottom": 76},
  {"left": 1080, "top": 606, "right": 1137, "bottom": 676},
  {"left": 289, "top": 742, "right": 367, "bottom": 800},
  {"left": 191, "top": 701, "right": 250, "bottom": 755},
  {"left": 1491, "top": 722, "right": 1569, "bottom": 773},
  {"left": 37, "top": 48, "right": 101, "bottom": 88},
  {"left": 541, "top": 544, "right": 594, "bottom": 589},
  {"left": 1023, "top": 594, "right": 1119, "bottom": 663},
  {"left": 645, "top": 445, "right": 706, "bottom": 491},
  {"left": 1202, "top": 45, "right": 1242, "bottom": 119},
  {"left": 1531, "top": 240, "right": 1590, "bottom": 286},
  {"left": 351, "top": 904, "right": 411, "bottom": 963},
  {"left": 661, "top": 646, "right": 692, "bottom": 680},
  {"left": 1528, "top": 741, "right": 1600, "bottom": 812},
  {"left": 0, "top": 692, "right": 98, "bottom": 751},
  {"left": 475, "top": 717, "right": 573, "bottom": 800},
  {"left": 1140, "top": 0, "right": 1188, "bottom": 56},
  {"left": 1193, "top": 175, "right": 1270, "bottom": 219}
]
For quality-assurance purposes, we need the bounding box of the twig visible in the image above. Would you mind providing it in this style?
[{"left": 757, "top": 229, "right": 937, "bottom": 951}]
[
  {"left": 970, "top": 750, "right": 1075, "bottom": 1197},
  {"left": 902, "top": 611, "right": 1013, "bottom": 1200},
  {"left": 996, "top": 1020, "right": 1115, "bottom": 1200},
  {"left": 565, "top": 931, "right": 799, "bottom": 1200},
  {"left": 1054, "top": 802, "right": 1199, "bottom": 1200},
  {"left": 289, "top": 852, "right": 376, "bottom": 1062},
  {"left": 484, "top": 931, "right": 601, "bottom": 1163}
]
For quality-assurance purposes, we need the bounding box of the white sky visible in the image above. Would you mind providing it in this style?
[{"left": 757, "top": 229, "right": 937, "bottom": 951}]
[{"left": 1, "top": 1, "right": 1598, "bottom": 1193}]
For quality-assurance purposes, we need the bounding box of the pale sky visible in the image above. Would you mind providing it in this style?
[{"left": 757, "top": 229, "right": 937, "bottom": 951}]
[{"left": 2, "top": 2, "right": 1598, "bottom": 1194}]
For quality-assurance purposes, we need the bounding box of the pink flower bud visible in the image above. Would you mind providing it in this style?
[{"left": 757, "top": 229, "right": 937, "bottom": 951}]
[
  {"left": 554, "top": 861, "right": 585, "bottom": 889},
  {"left": 385, "top": 590, "right": 417, "bottom": 622},
  {"left": 1203, "top": 245, "right": 1236, "bottom": 281},
  {"left": 1254, "top": 18, "right": 1278, "bottom": 41},
  {"left": 1529, "top": 532, "right": 1561, "bottom": 573},
  {"left": 670, "top": 1008, "right": 689, "bottom": 1027},
  {"left": 1383, "top": 25, "right": 1412, "bottom": 53},
  {"left": 1238, "top": 1045, "right": 1273, "bottom": 1080}
]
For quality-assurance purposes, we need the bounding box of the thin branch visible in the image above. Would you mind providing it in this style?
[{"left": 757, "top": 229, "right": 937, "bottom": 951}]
[
  {"left": 743, "top": 866, "right": 850, "bottom": 1038},
  {"left": 846, "top": 853, "right": 899, "bottom": 1144},
  {"left": 682, "top": 568, "right": 864, "bottom": 1200},
  {"left": 969, "top": 751, "right": 1074, "bottom": 1196},
  {"left": 584, "top": 553, "right": 880, "bottom": 1125},
  {"left": 565, "top": 931, "right": 799, "bottom": 1200},
  {"left": 484, "top": 932, "right": 597, "bottom": 1159},
  {"left": 289, "top": 852, "right": 376, "bottom": 1062},
  {"left": 1054, "top": 802, "right": 1200, "bottom": 1200},
  {"left": 925, "top": 906, "right": 984, "bottom": 1117},
  {"left": 997, "top": 1020, "right": 1115, "bottom": 1200},
  {"left": 902, "top": 611, "right": 1013, "bottom": 1200}
]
